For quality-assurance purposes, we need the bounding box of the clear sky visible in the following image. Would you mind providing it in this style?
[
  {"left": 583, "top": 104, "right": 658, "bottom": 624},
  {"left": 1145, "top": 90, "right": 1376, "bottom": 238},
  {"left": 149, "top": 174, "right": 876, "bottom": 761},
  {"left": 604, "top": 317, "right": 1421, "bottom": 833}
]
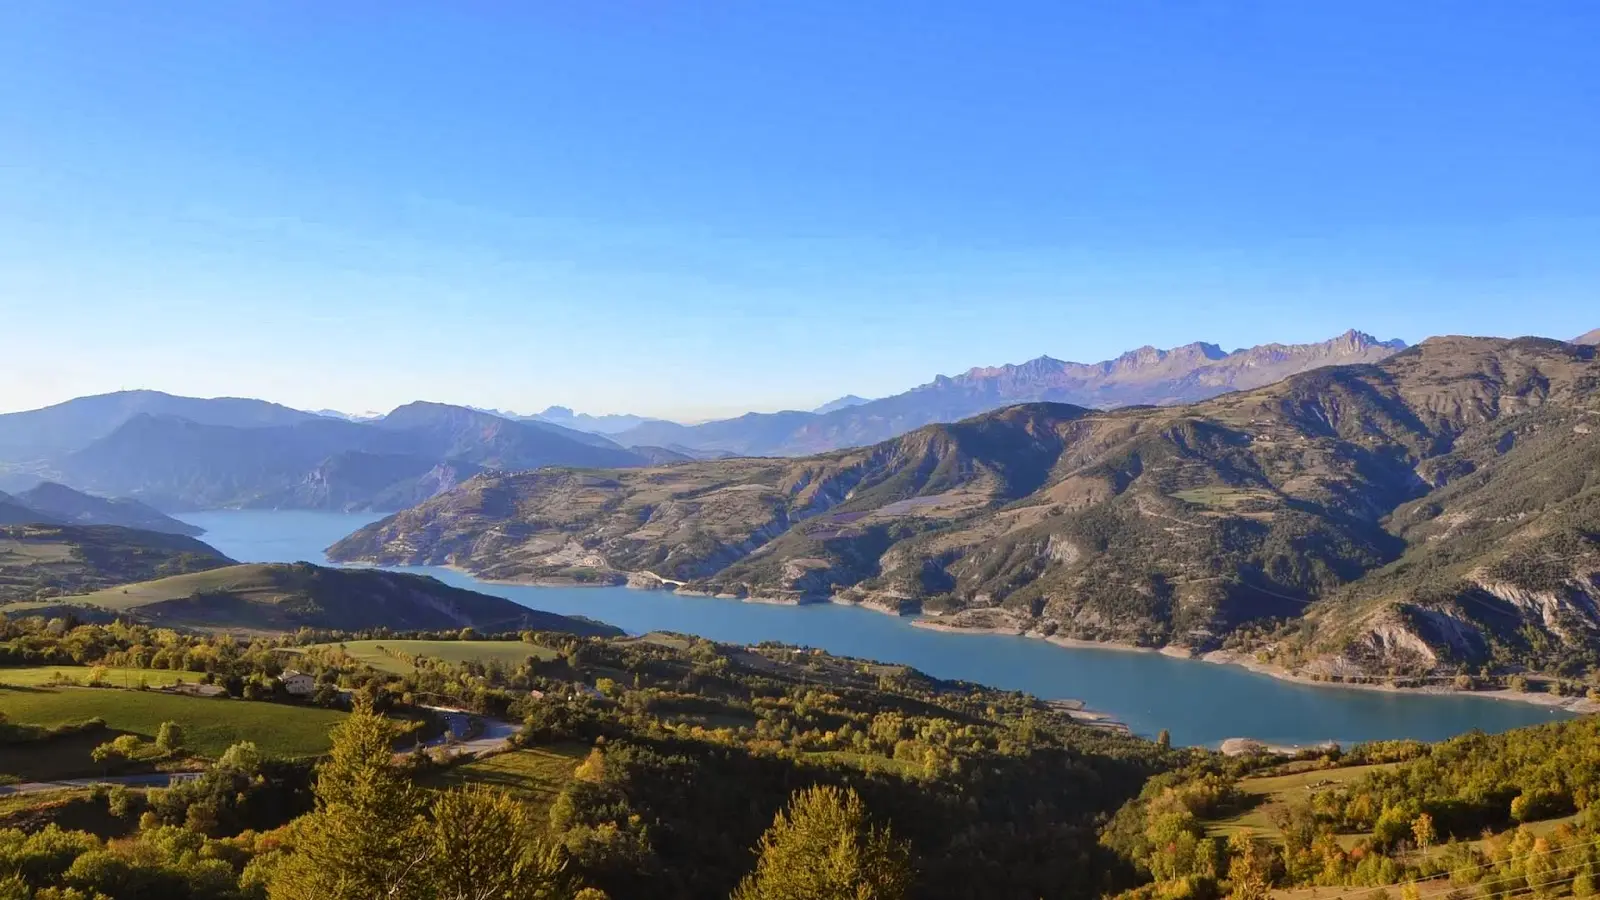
[{"left": 2, "top": 2, "right": 1596, "bottom": 420}]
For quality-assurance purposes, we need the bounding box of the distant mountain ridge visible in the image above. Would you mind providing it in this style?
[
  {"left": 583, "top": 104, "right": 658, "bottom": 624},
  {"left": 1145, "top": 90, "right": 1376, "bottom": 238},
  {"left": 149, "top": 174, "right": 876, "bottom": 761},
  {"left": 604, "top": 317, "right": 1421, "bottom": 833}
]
[
  {"left": 0, "top": 390, "right": 318, "bottom": 462},
  {"left": 14, "top": 482, "right": 203, "bottom": 535},
  {"left": 613, "top": 330, "right": 1408, "bottom": 456},
  {"left": 1576, "top": 328, "right": 1600, "bottom": 346},
  {"left": 813, "top": 395, "right": 872, "bottom": 415},
  {"left": 0, "top": 492, "right": 52, "bottom": 525},
  {"left": 5, "top": 399, "right": 659, "bottom": 512},
  {"left": 528, "top": 405, "right": 668, "bottom": 435}
]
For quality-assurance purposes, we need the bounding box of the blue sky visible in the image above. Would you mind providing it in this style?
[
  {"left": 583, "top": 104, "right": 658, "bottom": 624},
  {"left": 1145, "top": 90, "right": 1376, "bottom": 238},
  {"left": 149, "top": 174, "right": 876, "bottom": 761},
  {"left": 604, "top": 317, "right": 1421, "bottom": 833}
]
[{"left": 2, "top": 2, "right": 1596, "bottom": 420}]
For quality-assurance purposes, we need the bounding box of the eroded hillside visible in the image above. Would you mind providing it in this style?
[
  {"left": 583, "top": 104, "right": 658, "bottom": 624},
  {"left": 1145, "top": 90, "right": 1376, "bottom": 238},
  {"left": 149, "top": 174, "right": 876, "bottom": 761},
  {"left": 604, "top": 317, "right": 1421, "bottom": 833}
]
[{"left": 330, "top": 337, "right": 1600, "bottom": 677}]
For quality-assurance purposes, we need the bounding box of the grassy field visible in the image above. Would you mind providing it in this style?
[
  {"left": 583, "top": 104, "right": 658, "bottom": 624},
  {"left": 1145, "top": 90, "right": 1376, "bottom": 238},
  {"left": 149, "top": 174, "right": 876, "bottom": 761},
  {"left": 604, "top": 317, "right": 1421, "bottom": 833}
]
[
  {"left": 428, "top": 745, "right": 587, "bottom": 820},
  {"left": 304, "top": 639, "right": 559, "bottom": 674},
  {"left": 1202, "top": 764, "right": 1394, "bottom": 843},
  {"left": 0, "top": 666, "right": 194, "bottom": 688},
  {"left": 0, "top": 787, "right": 130, "bottom": 839},
  {"left": 21, "top": 565, "right": 288, "bottom": 611},
  {"left": 0, "top": 685, "right": 347, "bottom": 776}
]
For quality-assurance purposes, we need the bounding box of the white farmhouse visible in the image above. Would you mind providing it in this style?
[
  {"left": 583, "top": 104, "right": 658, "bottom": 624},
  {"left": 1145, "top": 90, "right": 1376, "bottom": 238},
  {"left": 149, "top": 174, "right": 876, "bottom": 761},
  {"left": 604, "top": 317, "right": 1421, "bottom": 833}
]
[{"left": 279, "top": 670, "right": 317, "bottom": 696}]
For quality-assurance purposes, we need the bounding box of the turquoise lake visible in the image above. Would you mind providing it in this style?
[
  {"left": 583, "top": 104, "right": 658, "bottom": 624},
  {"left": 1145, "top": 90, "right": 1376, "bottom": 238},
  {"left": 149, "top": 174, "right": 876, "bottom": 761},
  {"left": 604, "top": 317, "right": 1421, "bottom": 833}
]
[{"left": 180, "top": 510, "right": 1575, "bottom": 748}]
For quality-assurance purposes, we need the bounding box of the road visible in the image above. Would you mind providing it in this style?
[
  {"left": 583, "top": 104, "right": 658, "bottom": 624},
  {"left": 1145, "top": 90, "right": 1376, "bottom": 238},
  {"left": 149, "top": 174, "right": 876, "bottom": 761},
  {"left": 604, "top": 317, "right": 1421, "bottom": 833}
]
[
  {"left": 410, "top": 706, "right": 519, "bottom": 759},
  {"left": 0, "top": 771, "right": 203, "bottom": 798}
]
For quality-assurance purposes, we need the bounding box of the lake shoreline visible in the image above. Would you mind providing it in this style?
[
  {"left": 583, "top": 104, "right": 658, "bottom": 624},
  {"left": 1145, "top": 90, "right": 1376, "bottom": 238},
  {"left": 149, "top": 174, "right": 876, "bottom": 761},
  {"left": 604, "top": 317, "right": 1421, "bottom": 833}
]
[
  {"left": 909, "top": 618, "right": 1600, "bottom": 716},
  {"left": 196, "top": 514, "right": 1576, "bottom": 748},
  {"left": 405, "top": 560, "right": 1599, "bottom": 717}
]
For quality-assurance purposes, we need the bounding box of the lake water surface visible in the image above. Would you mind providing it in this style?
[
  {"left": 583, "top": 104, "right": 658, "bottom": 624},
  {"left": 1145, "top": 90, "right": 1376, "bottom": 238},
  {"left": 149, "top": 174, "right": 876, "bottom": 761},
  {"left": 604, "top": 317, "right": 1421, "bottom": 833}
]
[{"left": 181, "top": 510, "right": 1575, "bottom": 748}]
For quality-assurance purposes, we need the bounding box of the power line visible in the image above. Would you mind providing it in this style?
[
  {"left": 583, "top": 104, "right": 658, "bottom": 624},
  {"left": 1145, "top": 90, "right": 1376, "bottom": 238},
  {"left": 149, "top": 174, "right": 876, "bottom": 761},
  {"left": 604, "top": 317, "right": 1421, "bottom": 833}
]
[{"left": 1303, "top": 833, "right": 1600, "bottom": 900}]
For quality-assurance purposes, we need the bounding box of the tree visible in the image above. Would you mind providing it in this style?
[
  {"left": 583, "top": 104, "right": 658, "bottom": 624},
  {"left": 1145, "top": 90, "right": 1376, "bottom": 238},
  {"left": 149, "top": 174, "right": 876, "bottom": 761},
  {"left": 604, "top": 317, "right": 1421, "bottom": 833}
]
[
  {"left": 155, "top": 721, "right": 183, "bottom": 754},
  {"left": 426, "top": 784, "right": 571, "bottom": 900},
  {"left": 268, "top": 698, "right": 428, "bottom": 900},
  {"left": 91, "top": 734, "right": 145, "bottom": 770},
  {"left": 1411, "top": 813, "right": 1435, "bottom": 851},
  {"left": 1225, "top": 831, "right": 1273, "bottom": 900},
  {"left": 732, "top": 785, "right": 912, "bottom": 900},
  {"left": 1573, "top": 866, "right": 1596, "bottom": 899},
  {"left": 217, "top": 741, "right": 262, "bottom": 774}
]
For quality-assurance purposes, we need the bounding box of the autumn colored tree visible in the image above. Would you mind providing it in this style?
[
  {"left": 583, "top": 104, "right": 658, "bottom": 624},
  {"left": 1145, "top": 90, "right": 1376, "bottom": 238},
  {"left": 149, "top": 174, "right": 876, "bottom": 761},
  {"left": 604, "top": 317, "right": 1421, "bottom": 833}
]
[
  {"left": 1411, "top": 812, "right": 1435, "bottom": 852},
  {"left": 732, "top": 784, "right": 912, "bottom": 900},
  {"left": 1225, "top": 831, "right": 1274, "bottom": 900}
]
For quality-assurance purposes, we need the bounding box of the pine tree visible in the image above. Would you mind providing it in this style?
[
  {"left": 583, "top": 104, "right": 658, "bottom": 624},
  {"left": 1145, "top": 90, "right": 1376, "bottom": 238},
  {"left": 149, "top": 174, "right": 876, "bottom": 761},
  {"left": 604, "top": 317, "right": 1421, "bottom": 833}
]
[
  {"left": 426, "top": 784, "right": 571, "bottom": 900},
  {"left": 268, "top": 699, "right": 428, "bottom": 900},
  {"left": 732, "top": 784, "right": 912, "bottom": 900}
]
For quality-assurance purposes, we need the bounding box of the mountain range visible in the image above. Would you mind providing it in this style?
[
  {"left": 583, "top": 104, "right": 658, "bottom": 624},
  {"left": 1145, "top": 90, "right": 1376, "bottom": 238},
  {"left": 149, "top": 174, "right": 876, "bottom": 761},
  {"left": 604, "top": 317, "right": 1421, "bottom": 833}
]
[
  {"left": 608, "top": 330, "right": 1408, "bottom": 456},
  {"left": 0, "top": 329, "right": 1582, "bottom": 517},
  {"left": 0, "top": 390, "right": 317, "bottom": 462},
  {"left": 0, "top": 397, "right": 666, "bottom": 512},
  {"left": 329, "top": 334, "right": 1600, "bottom": 679},
  {"left": 525, "top": 405, "right": 669, "bottom": 435}
]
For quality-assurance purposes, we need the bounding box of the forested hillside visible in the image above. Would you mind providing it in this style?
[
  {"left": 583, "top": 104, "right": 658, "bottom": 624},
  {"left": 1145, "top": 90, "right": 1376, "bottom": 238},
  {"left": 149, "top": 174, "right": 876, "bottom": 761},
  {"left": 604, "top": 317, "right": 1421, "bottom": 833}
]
[
  {"left": 0, "top": 524, "right": 233, "bottom": 604},
  {"left": 1103, "top": 717, "right": 1600, "bottom": 899},
  {"left": 1, "top": 616, "right": 1178, "bottom": 899}
]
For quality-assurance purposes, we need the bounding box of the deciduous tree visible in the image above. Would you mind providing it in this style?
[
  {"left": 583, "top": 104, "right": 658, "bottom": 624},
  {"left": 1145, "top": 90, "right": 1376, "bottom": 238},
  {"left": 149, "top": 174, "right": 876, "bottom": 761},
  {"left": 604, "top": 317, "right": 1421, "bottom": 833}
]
[{"left": 732, "top": 785, "right": 911, "bottom": 900}]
